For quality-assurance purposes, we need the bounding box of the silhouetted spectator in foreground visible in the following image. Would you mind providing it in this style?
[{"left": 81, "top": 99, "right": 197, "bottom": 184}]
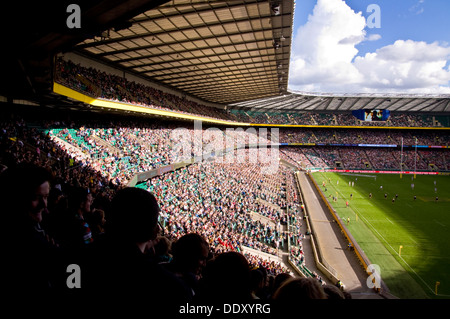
[
  {"left": 86, "top": 208, "right": 106, "bottom": 241},
  {"left": 67, "top": 187, "right": 94, "bottom": 246},
  {"left": 323, "top": 284, "right": 346, "bottom": 299},
  {"left": 250, "top": 268, "right": 265, "bottom": 299},
  {"left": 272, "top": 277, "right": 327, "bottom": 302},
  {"left": 1, "top": 163, "right": 65, "bottom": 289},
  {"left": 82, "top": 187, "right": 190, "bottom": 304},
  {"left": 154, "top": 235, "right": 173, "bottom": 264},
  {"left": 270, "top": 273, "right": 293, "bottom": 298},
  {"left": 196, "top": 251, "right": 253, "bottom": 302},
  {"left": 164, "top": 233, "right": 210, "bottom": 299}
]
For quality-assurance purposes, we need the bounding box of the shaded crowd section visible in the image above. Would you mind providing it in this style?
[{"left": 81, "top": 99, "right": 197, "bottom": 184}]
[
  {"left": 55, "top": 57, "right": 447, "bottom": 127},
  {"left": 3, "top": 108, "right": 348, "bottom": 309},
  {"left": 1, "top": 94, "right": 446, "bottom": 310}
]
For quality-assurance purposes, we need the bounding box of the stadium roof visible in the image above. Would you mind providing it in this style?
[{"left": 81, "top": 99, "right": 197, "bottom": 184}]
[
  {"left": 1, "top": 0, "right": 172, "bottom": 99},
  {"left": 2, "top": 0, "right": 449, "bottom": 114},
  {"left": 229, "top": 91, "right": 450, "bottom": 113},
  {"left": 51, "top": 0, "right": 450, "bottom": 113},
  {"left": 73, "top": 0, "right": 294, "bottom": 105}
]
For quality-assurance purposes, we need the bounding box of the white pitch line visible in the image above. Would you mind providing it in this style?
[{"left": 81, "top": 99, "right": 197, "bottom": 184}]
[
  {"left": 408, "top": 237, "right": 418, "bottom": 245},
  {"left": 434, "top": 220, "right": 446, "bottom": 227},
  {"left": 386, "top": 218, "right": 394, "bottom": 225},
  {"left": 348, "top": 204, "right": 435, "bottom": 295},
  {"left": 321, "top": 174, "right": 436, "bottom": 295}
]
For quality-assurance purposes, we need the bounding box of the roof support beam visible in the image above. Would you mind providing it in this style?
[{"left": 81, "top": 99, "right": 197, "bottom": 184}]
[
  {"left": 133, "top": 0, "right": 270, "bottom": 21},
  {"left": 77, "top": 12, "right": 287, "bottom": 50},
  {"left": 91, "top": 29, "right": 279, "bottom": 58},
  {"left": 343, "top": 97, "right": 363, "bottom": 111},
  {"left": 323, "top": 97, "right": 336, "bottom": 110},
  {"left": 390, "top": 98, "right": 421, "bottom": 111},
  {"left": 127, "top": 48, "right": 286, "bottom": 70},
  {"left": 115, "top": 39, "right": 284, "bottom": 66},
  {"left": 141, "top": 59, "right": 283, "bottom": 78},
  {"left": 443, "top": 99, "right": 450, "bottom": 112},
  {"left": 413, "top": 99, "right": 444, "bottom": 112}
]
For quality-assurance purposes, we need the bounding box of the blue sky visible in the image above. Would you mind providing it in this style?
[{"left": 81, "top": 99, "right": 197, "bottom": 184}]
[{"left": 288, "top": 0, "right": 450, "bottom": 94}]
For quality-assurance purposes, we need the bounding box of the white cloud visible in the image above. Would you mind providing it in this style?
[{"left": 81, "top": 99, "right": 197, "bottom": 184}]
[
  {"left": 366, "top": 34, "right": 381, "bottom": 42},
  {"left": 339, "top": 34, "right": 381, "bottom": 45},
  {"left": 288, "top": 0, "right": 450, "bottom": 94},
  {"left": 354, "top": 40, "right": 450, "bottom": 92},
  {"left": 289, "top": 0, "right": 365, "bottom": 91},
  {"left": 410, "top": 0, "right": 425, "bottom": 15}
]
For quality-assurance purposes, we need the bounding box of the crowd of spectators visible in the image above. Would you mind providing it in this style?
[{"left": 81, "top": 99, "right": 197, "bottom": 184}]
[
  {"left": 145, "top": 160, "right": 289, "bottom": 259},
  {"left": 284, "top": 172, "right": 327, "bottom": 286},
  {"left": 4, "top": 54, "right": 447, "bottom": 304},
  {"left": 5, "top": 112, "right": 446, "bottom": 193},
  {"left": 1, "top": 106, "right": 446, "bottom": 302},
  {"left": 279, "top": 128, "right": 450, "bottom": 146},
  {"left": 48, "top": 124, "right": 178, "bottom": 186},
  {"left": 280, "top": 146, "right": 447, "bottom": 171},
  {"left": 418, "top": 150, "right": 448, "bottom": 171},
  {"left": 280, "top": 147, "right": 313, "bottom": 168},
  {"left": 235, "top": 110, "right": 439, "bottom": 127},
  {"left": 1, "top": 115, "right": 304, "bottom": 289},
  {"left": 55, "top": 57, "right": 447, "bottom": 128},
  {"left": 338, "top": 148, "right": 370, "bottom": 169},
  {"left": 55, "top": 58, "right": 239, "bottom": 122},
  {"left": 1, "top": 117, "right": 119, "bottom": 200},
  {"left": 44, "top": 118, "right": 450, "bottom": 190}
]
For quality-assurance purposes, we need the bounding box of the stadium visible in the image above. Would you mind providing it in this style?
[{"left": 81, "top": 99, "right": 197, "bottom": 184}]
[{"left": 1, "top": 0, "right": 449, "bottom": 307}]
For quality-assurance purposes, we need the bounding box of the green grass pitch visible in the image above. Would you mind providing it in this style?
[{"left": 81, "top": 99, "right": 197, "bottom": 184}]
[{"left": 311, "top": 172, "right": 450, "bottom": 299}]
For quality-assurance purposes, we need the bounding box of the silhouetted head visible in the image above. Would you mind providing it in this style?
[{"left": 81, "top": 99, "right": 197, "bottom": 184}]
[
  {"left": 272, "top": 277, "right": 326, "bottom": 301},
  {"left": 107, "top": 187, "right": 160, "bottom": 244},
  {"left": 172, "top": 233, "right": 209, "bottom": 275},
  {"left": 201, "top": 251, "right": 252, "bottom": 301},
  {"left": 1, "top": 163, "right": 52, "bottom": 224}
]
